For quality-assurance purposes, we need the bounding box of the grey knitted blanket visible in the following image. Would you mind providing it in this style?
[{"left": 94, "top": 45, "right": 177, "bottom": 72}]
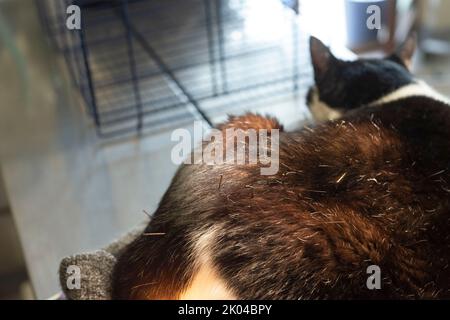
[{"left": 59, "top": 220, "right": 147, "bottom": 300}]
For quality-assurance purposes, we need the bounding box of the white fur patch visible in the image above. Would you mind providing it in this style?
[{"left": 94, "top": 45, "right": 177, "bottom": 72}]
[
  {"left": 179, "top": 227, "right": 236, "bottom": 300},
  {"left": 308, "top": 87, "right": 343, "bottom": 122},
  {"left": 368, "top": 81, "right": 450, "bottom": 107},
  {"left": 309, "top": 81, "right": 449, "bottom": 123}
]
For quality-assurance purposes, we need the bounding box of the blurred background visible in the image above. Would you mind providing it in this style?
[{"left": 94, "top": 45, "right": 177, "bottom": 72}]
[{"left": 0, "top": 0, "right": 449, "bottom": 299}]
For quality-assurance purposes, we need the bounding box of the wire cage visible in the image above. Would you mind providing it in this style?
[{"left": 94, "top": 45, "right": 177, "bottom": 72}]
[{"left": 36, "top": 0, "right": 312, "bottom": 138}]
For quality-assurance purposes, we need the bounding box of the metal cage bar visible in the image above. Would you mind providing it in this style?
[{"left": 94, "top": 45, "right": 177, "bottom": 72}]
[{"left": 36, "top": 0, "right": 308, "bottom": 138}]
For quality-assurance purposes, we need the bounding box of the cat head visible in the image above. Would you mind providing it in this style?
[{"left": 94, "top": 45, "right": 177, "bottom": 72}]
[{"left": 306, "top": 34, "right": 417, "bottom": 122}]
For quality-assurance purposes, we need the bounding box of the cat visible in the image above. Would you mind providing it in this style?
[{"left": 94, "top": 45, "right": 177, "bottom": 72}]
[{"left": 112, "top": 35, "right": 450, "bottom": 299}]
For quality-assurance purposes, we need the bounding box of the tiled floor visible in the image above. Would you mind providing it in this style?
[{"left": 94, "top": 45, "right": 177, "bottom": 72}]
[
  {"left": 0, "top": 208, "right": 33, "bottom": 299},
  {"left": 1, "top": 1, "right": 175, "bottom": 298}
]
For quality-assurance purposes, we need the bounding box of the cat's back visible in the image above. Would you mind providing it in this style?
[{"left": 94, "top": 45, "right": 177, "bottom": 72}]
[
  {"left": 113, "top": 97, "right": 450, "bottom": 299},
  {"left": 204, "top": 98, "right": 450, "bottom": 298}
]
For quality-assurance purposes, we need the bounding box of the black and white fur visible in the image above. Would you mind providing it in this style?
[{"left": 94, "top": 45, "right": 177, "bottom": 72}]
[{"left": 307, "top": 35, "right": 449, "bottom": 122}]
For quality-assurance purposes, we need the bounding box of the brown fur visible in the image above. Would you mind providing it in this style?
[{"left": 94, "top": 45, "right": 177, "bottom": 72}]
[
  {"left": 112, "top": 98, "right": 450, "bottom": 299},
  {"left": 218, "top": 113, "right": 283, "bottom": 131}
]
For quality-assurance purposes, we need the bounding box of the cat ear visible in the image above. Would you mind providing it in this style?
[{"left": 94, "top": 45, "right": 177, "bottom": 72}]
[
  {"left": 309, "top": 36, "right": 336, "bottom": 80},
  {"left": 390, "top": 33, "right": 417, "bottom": 70}
]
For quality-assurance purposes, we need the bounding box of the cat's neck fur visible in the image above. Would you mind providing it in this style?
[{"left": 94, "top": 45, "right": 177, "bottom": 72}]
[
  {"left": 368, "top": 80, "right": 450, "bottom": 107},
  {"left": 309, "top": 80, "right": 450, "bottom": 123}
]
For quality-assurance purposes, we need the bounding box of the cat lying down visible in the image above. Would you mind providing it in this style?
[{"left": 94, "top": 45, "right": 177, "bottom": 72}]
[{"left": 112, "top": 35, "right": 450, "bottom": 299}]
